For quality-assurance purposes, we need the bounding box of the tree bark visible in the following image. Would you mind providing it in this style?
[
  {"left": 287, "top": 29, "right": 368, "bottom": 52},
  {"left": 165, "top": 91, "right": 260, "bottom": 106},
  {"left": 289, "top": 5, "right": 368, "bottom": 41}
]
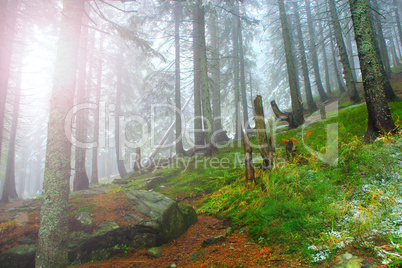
[
  {"left": 73, "top": 3, "right": 90, "bottom": 191},
  {"left": 254, "top": 95, "right": 275, "bottom": 169},
  {"left": 293, "top": 1, "right": 317, "bottom": 113},
  {"left": 319, "top": 20, "right": 332, "bottom": 95},
  {"left": 243, "top": 131, "right": 255, "bottom": 183},
  {"left": 330, "top": 33, "right": 346, "bottom": 93},
  {"left": 232, "top": 6, "right": 241, "bottom": 140},
  {"left": 393, "top": 0, "right": 402, "bottom": 48},
  {"left": 193, "top": 0, "right": 204, "bottom": 147},
  {"left": 329, "top": 0, "right": 361, "bottom": 104},
  {"left": 209, "top": 8, "right": 229, "bottom": 144},
  {"left": 36, "top": 0, "right": 84, "bottom": 267},
  {"left": 115, "top": 55, "right": 128, "bottom": 179},
  {"left": 91, "top": 33, "right": 104, "bottom": 185},
  {"left": 0, "top": 0, "right": 18, "bottom": 166},
  {"left": 349, "top": 0, "right": 397, "bottom": 143},
  {"left": 278, "top": 0, "right": 304, "bottom": 126},
  {"left": 1, "top": 48, "right": 22, "bottom": 202},
  {"left": 270, "top": 100, "right": 300, "bottom": 129},
  {"left": 305, "top": 0, "right": 329, "bottom": 102},
  {"left": 174, "top": 1, "right": 185, "bottom": 155}
]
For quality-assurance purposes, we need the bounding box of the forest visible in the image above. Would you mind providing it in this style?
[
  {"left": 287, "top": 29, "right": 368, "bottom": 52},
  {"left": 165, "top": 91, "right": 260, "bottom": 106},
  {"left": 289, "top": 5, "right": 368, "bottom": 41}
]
[{"left": 0, "top": 0, "right": 402, "bottom": 267}]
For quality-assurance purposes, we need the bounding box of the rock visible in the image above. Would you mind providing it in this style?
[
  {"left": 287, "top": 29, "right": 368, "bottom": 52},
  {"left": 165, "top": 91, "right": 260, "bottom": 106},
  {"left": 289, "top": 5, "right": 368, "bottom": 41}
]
[
  {"left": 75, "top": 212, "right": 93, "bottom": 226},
  {"left": 147, "top": 247, "right": 163, "bottom": 258},
  {"left": 188, "top": 251, "right": 203, "bottom": 262},
  {"left": 225, "top": 227, "right": 233, "bottom": 237},
  {"left": 166, "top": 263, "right": 177, "bottom": 268},
  {"left": 0, "top": 244, "right": 36, "bottom": 268},
  {"left": 201, "top": 235, "right": 225, "bottom": 247},
  {"left": 331, "top": 252, "right": 364, "bottom": 268},
  {"left": 0, "top": 189, "right": 197, "bottom": 268}
]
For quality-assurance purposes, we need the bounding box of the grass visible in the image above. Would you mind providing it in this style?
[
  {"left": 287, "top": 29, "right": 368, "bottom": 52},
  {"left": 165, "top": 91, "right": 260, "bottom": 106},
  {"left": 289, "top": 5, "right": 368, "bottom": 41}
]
[{"left": 122, "top": 98, "right": 402, "bottom": 265}]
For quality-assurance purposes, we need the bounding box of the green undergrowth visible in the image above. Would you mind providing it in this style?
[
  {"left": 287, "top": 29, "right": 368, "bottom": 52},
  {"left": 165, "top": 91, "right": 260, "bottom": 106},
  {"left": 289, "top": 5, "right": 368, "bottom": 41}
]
[{"left": 122, "top": 99, "right": 402, "bottom": 265}]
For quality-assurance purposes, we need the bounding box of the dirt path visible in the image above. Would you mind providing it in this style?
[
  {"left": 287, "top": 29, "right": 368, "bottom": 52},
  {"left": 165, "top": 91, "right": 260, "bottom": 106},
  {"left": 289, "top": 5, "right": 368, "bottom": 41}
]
[{"left": 71, "top": 215, "right": 303, "bottom": 268}]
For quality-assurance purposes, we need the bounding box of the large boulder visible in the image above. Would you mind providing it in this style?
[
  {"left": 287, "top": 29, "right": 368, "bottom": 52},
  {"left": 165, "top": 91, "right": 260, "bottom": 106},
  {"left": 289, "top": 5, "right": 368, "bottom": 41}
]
[{"left": 0, "top": 189, "right": 197, "bottom": 267}]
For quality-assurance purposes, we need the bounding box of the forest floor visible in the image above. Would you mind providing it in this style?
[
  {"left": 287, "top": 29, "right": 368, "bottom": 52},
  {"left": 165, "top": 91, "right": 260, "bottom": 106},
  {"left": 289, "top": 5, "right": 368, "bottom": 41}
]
[{"left": 1, "top": 71, "right": 402, "bottom": 268}]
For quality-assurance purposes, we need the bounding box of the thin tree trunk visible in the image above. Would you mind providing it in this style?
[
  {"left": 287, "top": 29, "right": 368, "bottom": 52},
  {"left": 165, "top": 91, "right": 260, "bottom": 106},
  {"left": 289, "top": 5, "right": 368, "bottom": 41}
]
[
  {"left": 91, "top": 33, "right": 104, "bottom": 185},
  {"left": 243, "top": 131, "right": 255, "bottom": 183},
  {"left": 237, "top": 1, "right": 249, "bottom": 131},
  {"left": 278, "top": 0, "right": 304, "bottom": 126},
  {"left": 193, "top": 0, "right": 204, "bottom": 147},
  {"left": 349, "top": 0, "right": 397, "bottom": 143},
  {"left": 1, "top": 50, "right": 22, "bottom": 202},
  {"left": 36, "top": 0, "right": 84, "bottom": 266},
  {"left": 115, "top": 55, "right": 128, "bottom": 179},
  {"left": 293, "top": 2, "right": 317, "bottom": 113},
  {"left": 254, "top": 95, "right": 275, "bottom": 169},
  {"left": 174, "top": 1, "right": 185, "bottom": 154},
  {"left": 0, "top": 0, "right": 18, "bottom": 166},
  {"left": 73, "top": 4, "right": 90, "bottom": 191},
  {"left": 319, "top": 20, "right": 332, "bottom": 94},
  {"left": 331, "top": 35, "right": 346, "bottom": 93},
  {"left": 232, "top": 12, "right": 241, "bottom": 140},
  {"left": 209, "top": 9, "right": 229, "bottom": 143},
  {"left": 371, "top": 0, "right": 391, "bottom": 76},
  {"left": 329, "top": 0, "right": 361, "bottom": 104},
  {"left": 345, "top": 30, "right": 358, "bottom": 82},
  {"left": 305, "top": 0, "right": 329, "bottom": 102},
  {"left": 394, "top": 0, "right": 402, "bottom": 48}
]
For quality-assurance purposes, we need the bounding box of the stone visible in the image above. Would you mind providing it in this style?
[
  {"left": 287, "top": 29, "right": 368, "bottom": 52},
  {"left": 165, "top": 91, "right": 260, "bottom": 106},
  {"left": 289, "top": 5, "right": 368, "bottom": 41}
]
[
  {"left": 202, "top": 235, "right": 225, "bottom": 247},
  {"left": 75, "top": 212, "right": 93, "bottom": 226},
  {"left": 331, "top": 252, "right": 364, "bottom": 268},
  {"left": 0, "top": 189, "right": 197, "bottom": 268},
  {"left": 147, "top": 247, "right": 163, "bottom": 258},
  {"left": 188, "top": 251, "right": 203, "bottom": 262},
  {"left": 225, "top": 227, "right": 233, "bottom": 237},
  {"left": 0, "top": 244, "right": 36, "bottom": 268}
]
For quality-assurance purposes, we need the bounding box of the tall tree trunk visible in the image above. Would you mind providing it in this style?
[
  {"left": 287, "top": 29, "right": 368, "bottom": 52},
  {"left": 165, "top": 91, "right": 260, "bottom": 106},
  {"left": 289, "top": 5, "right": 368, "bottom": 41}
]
[
  {"left": 345, "top": 30, "right": 358, "bottom": 82},
  {"left": 236, "top": 1, "right": 249, "bottom": 131},
  {"left": 0, "top": 0, "right": 18, "bottom": 166},
  {"left": 305, "top": 0, "right": 329, "bottom": 102},
  {"left": 73, "top": 4, "right": 90, "bottom": 191},
  {"left": 278, "top": 0, "right": 304, "bottom": 126},
  {"left": 371, "top": 0, "right": 392, "bottom": 76},
  {"left": 91, "top": 33, "right": 104, "bottom": 185},
  {"left": 394, "top": 0, "right": 402, "bottom": 48},
  {"left": 1, "top": 51, "right": 22, "bottom": 202},
  {"left": 331, "top": 35, "right": 346, "bottom": 93},
  {"left": 349, "top": 0, "right": 397, "bottom": 143},
  {"left": 254, "top": 95, "right": 275, "bottom": 169},
  {"left": 209, "top": 9, "right": 229, "bottom": 143},
  {"left": 174, "top": 1, "right": 185, "bottom": 154},
  {"left": 36, "top": 0, "right": 84, "bottom": 267},
  {"left": 193, "top": 0, "right": 204, "bottom": 147},
  {"left": 319, "top": 20, "right": 332, "bottom": 94},
  {"left": 232, "top": 10, "right": 241, "bottom": 140},
  {"left": 293, "top": 2, "right": 317, "bottom": 113},
  {"left": 115, "top": 55, "right": 128, "bottom": 179},
  {"left": 329, "top": 0, "right": 361, "bottom": 104}
]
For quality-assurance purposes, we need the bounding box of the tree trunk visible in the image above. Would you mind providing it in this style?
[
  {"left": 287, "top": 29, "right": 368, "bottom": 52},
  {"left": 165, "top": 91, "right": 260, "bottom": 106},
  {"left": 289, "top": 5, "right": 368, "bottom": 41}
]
[
  {"left": 36, "top": 0, "right": 84, "bottom": 267},
  {"left": 349, "top": 0, "right": 397, "bottom": 143},
  {"left": 91, "top": 33, "right": 104, "bottom": 185},
  {"left": 193, "top": 0, "right": 204, "bottom": 147},
  {"left": 134, "top": 147, "right": 142, "bottom": 171},
  {"left": 209, "top": 8, "right": 229, "bottom": 144},
  {"left": 254, "top": 96, "right": 275, "bottom": 169},
  {"left": 305, "top": 0, "right": 329, "bottom": 102},
  {"left": 345, "top": 30, "right": 358, "bottom": 82},
  {"left": 115, "top": 55, "right": 128, "bottom": 179},
  {"left": 330, "top": 33, "right": 346, "bottom": 93},
  {"left": 278, "top": 0, "right": 304, "bottom": 126},
  {"left": 293, "top": 1, "right": 317, "bottom": 113},
  {"left": 232, "top": 7, "right": 241, "bottom": 140},
  {"left": 237, "top": 1, "right": 249, "bottom": 131},
  {"left": 243, "top": 131, "right": 255, "bottom": 183},
  {"left": 270, "top": 100, "right": 300, "bottom": 129},
  {"left": 73, "top": 4, "right": 90, "bottom": 191},
  {"left": 394, "top": 0, "right": 402, "bottom": 48},
  {"left": 1, "top": 49, "right": 22, "bottom": 202},
  {"left": 371, "top": 0, "right": 392, "bottom": 76},
  {"left": 174, "top": 0, "right": 185, "bottom": 155},
  {"left": 319, "top": 20, "right": 332, "bottom": 95},
  {"left": 0, "top": 0, "right": 18, "bottom": 166},
  {"left": 329, "top": 0, "right": 361, "bottom": 104}
]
